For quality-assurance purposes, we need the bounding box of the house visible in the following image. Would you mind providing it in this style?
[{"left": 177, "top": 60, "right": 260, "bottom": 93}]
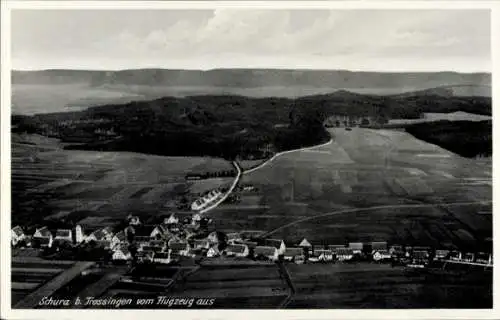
[
  {"left": 74, "top": 225, "right": 85, "bottom": 244},
  {"left": 371, "top": 241, "right": 388, "bottom": 252},
  {"left": 96, "top": 240, "right": 112, "bottom": 249},
  {"left": 33, "top": 226, "right": 53, "bottom": 248},
  {"left": 54, "top": 229, "right": 72, "bottom": 242},
  {"left": 336, "top": 248, "right": 354, "bottom": 261},
  {"left": 111, "top": 231, "right": 127, "bottom": 249},
  {"left": 434, "top": 249, "right": 450, "bottom": 260},
  {"left": 33, "top": 226, "right": 53, "bottom": 239},
  {"left": 313, "top": 249, "right": 334, "bottom": 262},
  {"left": 86, "top": 227, "right": 113, "bottom": 242},
  {"left": 112, "top": 247, "right": 132, "bottom": 261},
  {"left": 475, "top": 252, "right": 492, "bottom": 264},
  {"left": 169, "top": 241, "right": 191, "bottom": 256},
  {"left": 150, "top": 224, "right": 166, "bottom": 239},
  {"left": 154, "top": 252, "right": 171, "bottom": 264},
  {"left": 148, "top": 240, "right": 167, "bottom": 251},
  {"left": 193, "top": 239, "right": 211, "bottom": 250},
  {"left": 141, "top": 245, "right": 164, "bottom": 254},
  {"left": 226, "top": 232, "right": 241, "bottom": 244},
  {"left": 225, "top": 244, "right": 250, "bottom": 258},
  {"left": 132, "top": 225, "right": 155, "bottom": 243},
  {"left": 264, "top": 239, "right": 286, "bottom": 255},
  {"left": 372, "top": 250, "right": 392, "bottom": 262},
  {"left": 254, "top": 246, "right": 279, "bottom": 261},
  {"left": 164, "top": 213, "right": 179, "bottom": 225},
  {"left": 283, "top": 247, "right": 305, "bottom": 264},
  {"left": 298, "top": 238, "right": 312, "bottom": 249},
  {"left": 11, "top": 226, "right": 26, "bottom": 246},
  {"left": 192, "top": 213, "right": 202, "bottom": 225},
  {"left": 462, "top": 252, "right": 475, "bottom": 262},
  {"left": 348, "top": 242, "right": 363, "bottom": 254},
  {"left": 412, "top": 250, "right": 430, "bottom": 264},
  {"left": 207, "top": 246, "right": 220, "bottom": 258},
  {"left": 389, "top": 245, "right": 405, "bottom": 257},
  {"left": 448, "top": 251, "right": 462, "bottom": 261}
]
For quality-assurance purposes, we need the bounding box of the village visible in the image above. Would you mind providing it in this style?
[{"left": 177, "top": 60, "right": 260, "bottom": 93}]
[{"left": 11, "top": 205, "right": 494, "bottom": 270}]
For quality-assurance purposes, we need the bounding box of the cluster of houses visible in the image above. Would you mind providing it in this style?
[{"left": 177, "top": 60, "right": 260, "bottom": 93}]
[
  {"left": 191, "top": 189, "right": 224, "bottom": 211},
  {"left": 11, "top": 214, "right": 493, "bottom": 268}
]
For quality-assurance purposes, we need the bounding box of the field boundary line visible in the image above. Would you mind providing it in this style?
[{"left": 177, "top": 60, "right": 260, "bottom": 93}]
[
  {"left": 277, "top": 262, "right": 295, "bottom": 308},
  {"left": 243, "top": 139, "right": 333, "bottom": 175},
  {"left": 198, "top": 161, "right": 242, "bottom": 214},
  {"left": 262, "top": 200, "right": 493, "bottom": 237}
]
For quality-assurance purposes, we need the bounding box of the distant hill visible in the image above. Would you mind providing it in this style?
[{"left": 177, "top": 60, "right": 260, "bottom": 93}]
[{"left": 12, "top": 69, "right": 491, "bottom": 93}]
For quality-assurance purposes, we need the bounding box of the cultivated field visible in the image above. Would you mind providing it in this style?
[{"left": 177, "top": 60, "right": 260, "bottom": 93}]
[
  {"left": 166, "top": 262, "right": 289, "bottom": 308},
  {"left": 285, "top": 263, "right": 492, "bottom": 308},
  {"left": 12, "top": 133, "right": 233, "bottom": 226},
  {"left": 209, "top": 128, "right": 491, "bottom": 250}
]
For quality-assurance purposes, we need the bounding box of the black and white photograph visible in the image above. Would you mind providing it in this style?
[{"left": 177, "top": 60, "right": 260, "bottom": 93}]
[{"left": 1, "top": 1, "right": 496, "bottom": 316}]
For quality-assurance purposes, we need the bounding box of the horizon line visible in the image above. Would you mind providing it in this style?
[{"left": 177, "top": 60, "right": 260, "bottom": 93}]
[{"left": 10, "top": 67, "right": 492, "bottom": 74}]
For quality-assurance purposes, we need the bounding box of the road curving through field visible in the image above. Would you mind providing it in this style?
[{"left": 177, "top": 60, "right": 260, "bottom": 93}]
[{"left": 262, "top": 200, "right": 493, "bottom": 237}]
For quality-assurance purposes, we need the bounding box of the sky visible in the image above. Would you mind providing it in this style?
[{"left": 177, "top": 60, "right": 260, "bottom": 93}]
[{"left": 11, "top": 9, "right": 491, "bottom": 72}]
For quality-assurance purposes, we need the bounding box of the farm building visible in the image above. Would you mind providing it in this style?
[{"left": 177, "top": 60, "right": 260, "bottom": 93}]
[
  {"left": 193, "top": 239, "right": 211, "bottom": 250},
  {"left": 225, "top": 244, "right": 250, "bottom": 258},
  {"left": 348, "top": 242, "right": 363, "bottom": 254},
  {"left": 283, "top": 247, "right": 305, "bottom": 264},
  {"left": 112, "top": 247, "right": 132, "bottom": 261},
  {"left": 372, "top": 250, "right": 392, "bottom": 262},
  {"left": 254, "top": 246, "right": 279, "bottom": 261},
  {"left": 264, "top": 239, "right": 286, "bottom": 255},
  {"left": 11, "top": 226, "right": 26, "bottom": 246},
  {"left": 336, "top": 248, "right": 354, "bottom": 262}
]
